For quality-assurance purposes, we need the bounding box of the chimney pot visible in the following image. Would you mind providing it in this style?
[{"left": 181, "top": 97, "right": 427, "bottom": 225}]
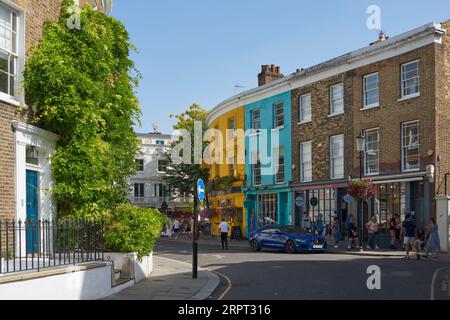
[{"left": 258, "top": 64, "right": 284, "bottom": 86}]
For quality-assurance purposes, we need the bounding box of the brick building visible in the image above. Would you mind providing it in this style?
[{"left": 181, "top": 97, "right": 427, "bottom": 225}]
[
  {"left": 0, "top": 0, "right": 105, "bottom": 230},
  {"left": 289, "top": 21, "right": 450, "bottom": 243}
]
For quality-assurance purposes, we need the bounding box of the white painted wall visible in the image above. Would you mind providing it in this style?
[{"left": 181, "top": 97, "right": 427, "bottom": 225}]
[
  {"left": 105, "top": 252, "right": 153, "bottom": 283},
  {"left": 436, "top": 196, "right": 450, "bottom": 253},
  {"left": 0, "top": 263, "right": 134, "bottom": 300}
]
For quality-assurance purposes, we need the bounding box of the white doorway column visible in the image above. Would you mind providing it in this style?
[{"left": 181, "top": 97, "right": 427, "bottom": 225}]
[{"left": 435, "top": 196, "right": 450, "bottom": 253}]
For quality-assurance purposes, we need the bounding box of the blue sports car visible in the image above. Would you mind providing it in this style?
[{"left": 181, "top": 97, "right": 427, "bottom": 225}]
[{"left": 249, "top": 225, "right": 327, "bottom": 254}]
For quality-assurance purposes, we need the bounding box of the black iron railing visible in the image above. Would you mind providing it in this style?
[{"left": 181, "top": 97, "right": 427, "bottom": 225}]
[{"left": 0, "top": 220, "right": 104, "bottom": 275}]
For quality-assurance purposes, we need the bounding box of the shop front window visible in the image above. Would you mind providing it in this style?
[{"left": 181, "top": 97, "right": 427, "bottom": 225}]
[
  {"left": 258, "top": 193, "right": 278, "bottom": 226},
  {"left": 306, "top": 188, "right": 336, "bottom": 226},
  {"left": 373, "top": 183, "right": 407, "bottom": 231}
]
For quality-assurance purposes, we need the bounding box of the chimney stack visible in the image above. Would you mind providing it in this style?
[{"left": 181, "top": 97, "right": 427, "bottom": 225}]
[{"left": 258, "top": 65, "right": 284, "bottom": 86}]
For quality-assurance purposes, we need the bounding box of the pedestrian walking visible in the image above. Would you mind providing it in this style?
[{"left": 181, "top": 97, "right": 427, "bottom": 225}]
[
  {"left": 346, "top": 214, "right": 360, "bottom": 250},
  {"left": 302, "top": 212, "right": 311, "bottom": 232},
  {"left": 315, "top": 214, "right": 325, "bottom": 237},
  {"left": 332, "top": 216, "right": 340, "bottom": 249},
  {"left": 401, "top": 213, "right": 420, "bottom": 260},
  {"left": 416, "top": 228, "right": 426, "bottom": 252},
  {"left": 389, "top": 213, "right": 400, "bottom": 250},
  {"left": 219, "top": 219, "right": 229, "bottom": 250},
  {"left": 365, "top": 216, "right": 380, "bottom": 250},
  {"left": 423, "top": 218, "right": 441, "bottom": 260},
  {"left": 173, "top": 218, "right": 180, "bottom": 239}
]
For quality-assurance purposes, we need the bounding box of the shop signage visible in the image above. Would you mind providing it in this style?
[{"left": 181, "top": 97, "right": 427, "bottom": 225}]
[
  {"left": 343, "top": 194, "right": 353, "bottom": 203},
  {"left": 295, "top": 195, "right": 305, "bottom": 207}
]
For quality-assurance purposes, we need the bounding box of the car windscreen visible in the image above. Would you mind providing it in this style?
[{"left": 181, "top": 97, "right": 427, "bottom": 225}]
[{"left": 281, "top": 226, "right": 305, "bottom": 234}]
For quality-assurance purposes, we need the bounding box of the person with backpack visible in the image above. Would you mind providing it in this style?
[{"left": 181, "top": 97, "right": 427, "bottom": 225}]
[
  {"left": 315, "top": 214, "right": 325, "bottom": 237},
  {"left": 401, "top": 213, "right": 420, "bottom": 260}
]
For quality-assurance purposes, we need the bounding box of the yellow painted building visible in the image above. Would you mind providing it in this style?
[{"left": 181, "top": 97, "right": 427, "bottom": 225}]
[{"left": 207, "top": 107, "right": 246, "bottom": 238}]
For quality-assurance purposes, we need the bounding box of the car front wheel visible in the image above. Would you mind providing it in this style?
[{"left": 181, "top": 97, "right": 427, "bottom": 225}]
[
  {"left": 251, "top": 239, "right": 261, "bottom": 251},
  {"left": 285, "top": 240, "right": 296, "bottom": 254}
]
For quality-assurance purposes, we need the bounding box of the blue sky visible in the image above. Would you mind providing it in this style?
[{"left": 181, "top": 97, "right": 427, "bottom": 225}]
[{"left": 112, "top": 0, "right": 450, "bottom": 134}]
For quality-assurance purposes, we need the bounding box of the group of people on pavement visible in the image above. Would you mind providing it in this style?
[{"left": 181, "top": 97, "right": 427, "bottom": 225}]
[{"left": 303, "top": 211, "right": 441, "bottom": 259}]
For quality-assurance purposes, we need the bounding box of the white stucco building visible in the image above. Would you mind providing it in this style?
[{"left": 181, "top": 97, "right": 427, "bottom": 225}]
[{"left": 129, "top": 131, "right": 191, "bottom": 214}]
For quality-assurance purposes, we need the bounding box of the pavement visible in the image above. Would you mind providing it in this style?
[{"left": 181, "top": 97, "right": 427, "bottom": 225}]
[
  {"left": 104, "top": 255, "right": 219, "bottom": 300},
  {"left": 167, "top": 233, "right": 420, "bottom": 257}
]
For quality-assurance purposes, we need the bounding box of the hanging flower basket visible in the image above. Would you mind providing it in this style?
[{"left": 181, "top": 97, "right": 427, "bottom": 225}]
[
  {"left": 221, "top": 206, "right": 235, "bottom": 218},
  {"left": 200, "top": 208, "right": 217, "bottom": 219},
  {"left": 348, "top": 179, "right": 377, "bottom": 200}
]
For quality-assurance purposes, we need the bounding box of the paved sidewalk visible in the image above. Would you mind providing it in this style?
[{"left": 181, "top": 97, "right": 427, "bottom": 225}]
[{"left": 104, "top": 256, "right": 219, "bottom": 300}]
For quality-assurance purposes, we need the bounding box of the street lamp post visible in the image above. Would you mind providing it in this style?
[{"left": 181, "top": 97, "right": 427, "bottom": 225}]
[{"left": 356, "top": 133, "right": 366, "bottom": 252}]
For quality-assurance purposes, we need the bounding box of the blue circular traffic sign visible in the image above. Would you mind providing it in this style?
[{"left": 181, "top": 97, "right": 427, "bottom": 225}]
[{"left": 197, "top": 179, "right": 205, "bottom": 201}]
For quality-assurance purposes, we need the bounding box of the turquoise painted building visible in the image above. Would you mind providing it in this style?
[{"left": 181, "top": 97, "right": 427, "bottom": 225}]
[{"left": 244, "top": 91, "right": 293, "bottom": 236}]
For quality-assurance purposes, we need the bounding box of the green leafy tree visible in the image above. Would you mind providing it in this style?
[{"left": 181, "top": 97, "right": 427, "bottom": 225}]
[
  {"left": 162, "top": 104, "right": 210, "bottom": 204},
  {"left": 23, "top": 0, "right": 141, "bottom": 218}
]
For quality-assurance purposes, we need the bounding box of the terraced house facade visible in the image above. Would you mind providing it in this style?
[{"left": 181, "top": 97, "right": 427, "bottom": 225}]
[
  {"left": 291, "top": 21, "right": 450, "bottom": 244},
  {"left": 0, "top": 0, "right": 103, "bottom": 229},
  {"left": 208, "top": 20, "right": 450, "bottom": 243}
]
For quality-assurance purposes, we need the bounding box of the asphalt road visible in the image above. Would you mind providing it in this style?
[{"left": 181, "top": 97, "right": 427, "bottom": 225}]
[{"left": 155, "top": 239, "right": 450, "bottom": 300}]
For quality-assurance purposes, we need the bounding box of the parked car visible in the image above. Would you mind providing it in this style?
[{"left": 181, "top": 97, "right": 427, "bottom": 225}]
[{"left": 249, "top": 225, "right": 327, "bottom": 254}]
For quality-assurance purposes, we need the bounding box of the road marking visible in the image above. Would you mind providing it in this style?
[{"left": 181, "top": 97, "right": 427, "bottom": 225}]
[
  {"left": 211, "top": 270, "right": 232, "bottom": 301},
  {"left": 430, "top": 266, "right": 450, "bottom": 300}
]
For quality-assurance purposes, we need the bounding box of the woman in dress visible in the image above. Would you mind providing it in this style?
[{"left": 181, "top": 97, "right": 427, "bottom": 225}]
[{"left": 423, "top": 218, "right": 440, "bottom": 260}]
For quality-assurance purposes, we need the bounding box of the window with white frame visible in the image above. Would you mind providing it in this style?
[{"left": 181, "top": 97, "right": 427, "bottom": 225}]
[
  {"left": 363, "top": 73, "right": 379, "bottom": 108},
  {"left": 273, "top": 102, "right": 284, "bottom": 128},
  {"left": 228, "top": 156, "right": 236, "bottom": 176},
  {"left": 251, "top": 109, "right": 261, "bottom": 131},
  {"left": 330, "top": 135, "right": 344, "bottom": 179},
  {"left": 275, "top": 147, "right": 285, "bottom": 184},
  {"left": 158, "top": 159, "right": 167, "bottom": 172},
  {"left": 401, "top": 60, "right": 420, "bottom": 98},
  {"left": 330, "top": 83, "right": 344, "bottom": 115},
  {"left": 364, "top": 128, "right": 379, "bottom": 175},
  {"left": 252, "top": 151, "right": 261, "bottom": 185},
  {"left": 299, "top": 93, "right": 311, "bottom": 123},
  {"left": 259, "top": 193, "right": 278, "bottom": 225},
  {"left": 0, "top": 3, "right": 18, "bottom": 97},
  {"left": 402, "top": 121, "right": 420, "bottom": 171},
  {"left": 135, "top": 159, "right": 144, "bottom": 172},
  {"left": 134, "top": 183, "right": 145, "bottom": 200},
  {"left": 300, "top": 141, "right": 312, "bottom": 182}
]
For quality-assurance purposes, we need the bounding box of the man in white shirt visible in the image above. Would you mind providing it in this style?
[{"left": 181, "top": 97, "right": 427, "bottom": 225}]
[
  {"left": 173, "top": 219, "right": 180, "bottom": 239},
  {"left": 219, "top": 220, "right": 229, "bottom": 250}
]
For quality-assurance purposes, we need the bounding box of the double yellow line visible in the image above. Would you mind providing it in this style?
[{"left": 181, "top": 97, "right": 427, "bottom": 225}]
[{"left": 211, "top": 270, "right": 233, "bottom": 300}]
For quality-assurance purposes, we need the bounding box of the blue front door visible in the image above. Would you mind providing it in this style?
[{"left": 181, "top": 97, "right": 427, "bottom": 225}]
[{"left": 26, "top": 170, "right": 39, "bottom": 254}]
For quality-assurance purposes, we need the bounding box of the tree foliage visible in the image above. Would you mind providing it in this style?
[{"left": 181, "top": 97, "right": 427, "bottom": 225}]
[
  {"left": 23, "top": 0, "right": 141, "bottom": 218},
  {"left": 163, "top": 104, "right": 210, "bottom": 200},
  {"left": 104, "top": 204, "right": 167, "bottom": 259}
]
